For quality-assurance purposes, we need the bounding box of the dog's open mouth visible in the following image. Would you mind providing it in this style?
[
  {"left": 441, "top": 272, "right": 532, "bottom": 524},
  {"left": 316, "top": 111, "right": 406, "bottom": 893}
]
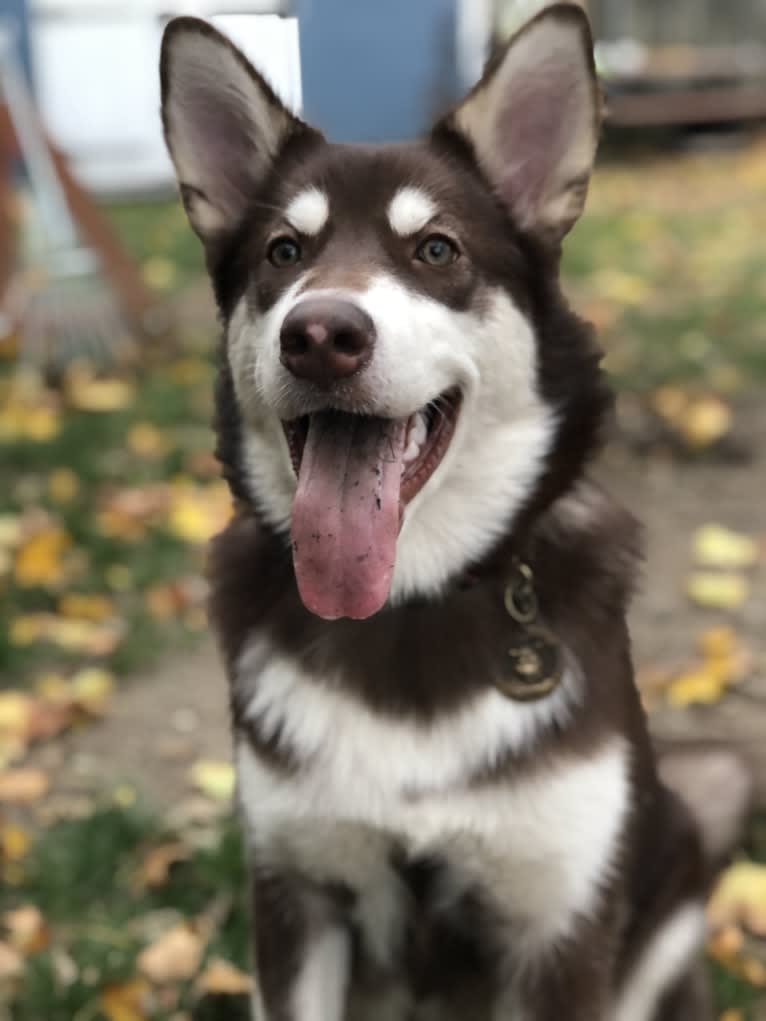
[{"left": 283, "top": 389, "right": 461, "bottom": 621}]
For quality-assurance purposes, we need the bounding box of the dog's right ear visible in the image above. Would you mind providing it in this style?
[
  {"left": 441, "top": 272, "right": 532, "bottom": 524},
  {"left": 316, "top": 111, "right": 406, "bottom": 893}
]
[{"left": 160, "top": 17, "right": 312, "bottom": 242}]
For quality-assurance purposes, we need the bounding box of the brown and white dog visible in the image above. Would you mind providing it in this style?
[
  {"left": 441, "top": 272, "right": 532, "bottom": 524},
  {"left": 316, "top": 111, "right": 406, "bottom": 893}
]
[{"left": 159, "top": 7, "right": 749, "bottom": 1019}]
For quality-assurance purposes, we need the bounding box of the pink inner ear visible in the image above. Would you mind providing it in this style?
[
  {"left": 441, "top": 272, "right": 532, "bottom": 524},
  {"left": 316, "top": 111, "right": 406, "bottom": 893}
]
[
  {"left": 179, "top": 92, "right": 262, "bottom": 214},
  {"left": 485, "top": 46, "right": 594, "bottom": 232}
]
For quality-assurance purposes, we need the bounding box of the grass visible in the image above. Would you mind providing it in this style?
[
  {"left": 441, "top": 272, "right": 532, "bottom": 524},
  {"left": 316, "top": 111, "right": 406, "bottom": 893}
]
[{"left": 3, "top": 806, "right": 250, "bottom": 1020}]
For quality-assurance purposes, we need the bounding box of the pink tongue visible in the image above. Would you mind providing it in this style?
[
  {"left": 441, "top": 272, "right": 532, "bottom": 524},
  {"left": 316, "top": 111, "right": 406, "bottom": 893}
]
[{"left": 290, "top": 411, "right": 407, "bottom": 620}]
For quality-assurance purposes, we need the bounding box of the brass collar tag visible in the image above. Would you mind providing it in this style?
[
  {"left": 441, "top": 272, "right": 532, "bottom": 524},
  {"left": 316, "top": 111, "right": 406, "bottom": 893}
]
[{"left": 497, "top": 560, "right": 563, "bottom": 702}]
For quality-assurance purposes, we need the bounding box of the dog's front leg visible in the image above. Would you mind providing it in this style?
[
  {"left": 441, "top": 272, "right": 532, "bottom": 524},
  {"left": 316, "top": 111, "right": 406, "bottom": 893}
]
[{"left": 250, "top": 869, "right": 351, "bottom": 1021}]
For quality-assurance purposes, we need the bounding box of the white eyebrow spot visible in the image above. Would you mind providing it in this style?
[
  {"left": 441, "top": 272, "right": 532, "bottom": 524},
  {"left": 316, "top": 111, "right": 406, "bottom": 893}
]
[
  {"left": 285, "top": 188, "right": 329, "bottom": 236},
  {"left": 387, "top": 187, "right": 437, "bottom": 237}
]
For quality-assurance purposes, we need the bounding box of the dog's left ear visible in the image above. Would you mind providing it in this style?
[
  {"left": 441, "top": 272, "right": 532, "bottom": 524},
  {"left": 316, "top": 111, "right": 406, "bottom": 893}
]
[
  {"left": 160, "top": 17, "right": 315, "bottom": 243},
  {"left": 439, "top": 3, "right": 601, "bottom": 245}
]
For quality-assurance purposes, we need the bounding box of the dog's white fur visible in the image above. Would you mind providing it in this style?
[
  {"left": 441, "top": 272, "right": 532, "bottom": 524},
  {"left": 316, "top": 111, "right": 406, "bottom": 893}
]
[
  {"left": 291, "top": 925, "right": 350, "bottom": 1021},
  {"left": 613, "top": 903, "right": 705, "bottom": 1021},
  {"left": 227, "top": 274, "right": 556, "bottom": 603},
  {"left": 236, "top": 641, "right": 629, "bottom": 954},
  {"left": 286, "top": 188, "right": 330, "bottom": 236},
  {"left": 387, "top": 187, "right": 437, "bottom": 236}
]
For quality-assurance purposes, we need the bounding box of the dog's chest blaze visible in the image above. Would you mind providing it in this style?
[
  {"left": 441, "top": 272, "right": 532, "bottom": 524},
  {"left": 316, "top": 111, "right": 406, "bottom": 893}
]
[{"left": 234, "top": 642, "right": 631, "bottom": 941}]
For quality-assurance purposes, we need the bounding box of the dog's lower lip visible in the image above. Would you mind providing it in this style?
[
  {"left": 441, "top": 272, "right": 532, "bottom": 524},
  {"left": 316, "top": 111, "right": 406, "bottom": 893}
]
[{"left": 282, "top": 389, "right": 461, "bottom": 504}]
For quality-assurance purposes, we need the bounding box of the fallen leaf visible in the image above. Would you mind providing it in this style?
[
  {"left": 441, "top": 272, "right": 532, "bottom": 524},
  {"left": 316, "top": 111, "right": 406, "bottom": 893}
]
[
  {"left": 3, "top": 905, "right": 49, "bottom": 953},
  {"left": 142, "top": 256, "right": 177, "bottom": 291},
  {"left": 0, "top": 940, "right": 23, "bottom": 982},
  {"left": 686, "top": 572, "right": 749, "bottom": 610},
  {"left": 693, "top": 525, "right": 759, "bottom": 570},
  {"left": 137, "top": 923, "right": 204, "bottom": 984},
  {"left": 166, "top": 481, "right": 232, "bottom": 544},
  {"left": 741, "top": 956, "right": 766, "bottom": 987},
  {"left": 196, "top": 957, "right": 253, "bottom": 995},
  {"left": 59, "top": 592, "right": 115, "bottom": 622},
  {"left": 0, "top": 693, "right": 33, "bottom": 735},
  {"left": 707, "top": 922, "right": 744, "bottom": 961},
  {"left": 70, "top": 668, "right": 115, "bottom": 713},
  {"left": 137, "top": 843, "right": 190, "bottom": 889},
  {"left": 189, "top": 760, "right": 235, "bottom": 802},
  {"left": 66, "top": 371, "right": 135, "bottom": 412},
  {"left": 100, "top": 977, "right": 151, "bottom": 1021},
  {"left": 128, "top": 423, "right": 169, "bottom": 460},
  {"left": 678, "top": 396, "right": 732, "bottom": 449},
  {"left": 708, "top": 861, "right": 766, "bottom": 936},
  {"left": 0, "top": 825, "right": 31, "bottom": 863},
  {"left": 47, "top": 468, "right": 79, "bottom": 504},
  {"left": 666, "top": 668, "right": 725, "bottom": 707},
  {"left": 0, "top": 768, "right": 50, "bottom": 803},
  {"left": 14, "top": 526, "right": 72, "bottom": 587},
  {"left": 0, "top": 515, "right": 22, "bottom": 549},
  {"left": 719, "top": 1010, "right": 744, "bottom": 1021}
]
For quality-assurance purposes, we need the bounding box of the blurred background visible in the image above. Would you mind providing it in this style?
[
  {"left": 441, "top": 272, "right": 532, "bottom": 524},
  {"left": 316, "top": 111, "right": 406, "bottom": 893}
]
[{"left": 0, "top": 1, "right": 765, "bottom": 1019}]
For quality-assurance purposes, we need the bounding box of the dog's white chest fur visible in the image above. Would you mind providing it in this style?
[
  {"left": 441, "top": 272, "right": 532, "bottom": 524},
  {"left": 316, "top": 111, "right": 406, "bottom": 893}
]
[{"left": 235, "top": 639, "right": 630, "bottom": 949}]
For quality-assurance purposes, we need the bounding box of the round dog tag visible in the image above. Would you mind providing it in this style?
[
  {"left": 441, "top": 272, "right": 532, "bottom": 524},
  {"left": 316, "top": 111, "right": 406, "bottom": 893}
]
[{"left": 495, "top": 561, "right": 563, "bottom": 701}]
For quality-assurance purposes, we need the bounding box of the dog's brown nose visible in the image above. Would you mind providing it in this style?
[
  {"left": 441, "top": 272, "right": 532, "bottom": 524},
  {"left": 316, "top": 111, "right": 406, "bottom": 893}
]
[{"left": 280, "top": 298, "right": 374, "bottom": 384}]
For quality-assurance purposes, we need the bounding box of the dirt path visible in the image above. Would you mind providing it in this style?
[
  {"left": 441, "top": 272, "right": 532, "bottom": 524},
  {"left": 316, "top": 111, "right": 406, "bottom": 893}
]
[{"left": 25, "top": 406, "right": 766, "bottom": 818}]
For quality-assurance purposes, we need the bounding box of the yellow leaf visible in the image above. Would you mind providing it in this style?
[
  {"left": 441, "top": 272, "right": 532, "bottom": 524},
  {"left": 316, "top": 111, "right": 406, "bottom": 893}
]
[
  {"left": 59, "top": 593, "right": 115, "bottom": 622},
  {"left": 137, "top": 923, "right": 204, "bottom": 984},
  {"left": 678, "top": 396, "right": 732, "bottom": 449},
  {"left": 9, "top": 614, "right": 47, "bottom": 646},
  {"left": 0, "top": 768, "right": 50, "bottom": 803},
  {"left": 1, "top": 825, "right": 31, "bottom": 863},
  {"left": 128, "top": 423, "right": 169, "bottom": 460},
  {"left": 708, "top": 861, "right": 766, "bottom": 936},
  {"left": 167, "top": 481, "right": 232, "bottom": 544},
  {"left": 652, "top": 385, "right": 688, "bottom": 424},
  {"left": 3, "top": 905, "right": 49, "bottom": 954},
  {"left": 197, "top": 957, "right": 253, "bottom": 995},
  {"left": 741, "top": 956, "right": 766, "bottom": 987},
  {"left": 142, "top": 256, "right": 177, "bottom": 291},
  {"left": 686, "top": 572, "right": 749, "bottom": 610},
  {"left": 0, "top": 940, "right": 23, "bottom": 982},
  {"left": 693, "top": 525, "right": 759, "bottom": 570},
  {"left": 189, "top": 760, "right": 235, "bottom": 802},
  {"left": 14, "top": 526, "right": 72, "bottom": 587},
  {"left": 0, "top": 515, "right": 22, "bottom": 549},
  {"left": 47, "top": 468, "right": 79, "bottom": 504},
  {"left": 719, "top": 1010, "right": 744, "bottom": 1021},
  {"left": 66, "top": 373, "right": 135, "bottom": 412},
  {"left": 666, "top": 668, "right": 725, "bottom": 707},
  {"left": 70, "top": 668, "right": 114, "bottom": 711},
  {"left": 100, "top": 978, "right": 150, "bottom": 1021},
  {"left": 113, "top": 784, "right": 137, "bottom": 808},
  {"left": 0, "top": 693, "right": 33, "bottom": 735}
]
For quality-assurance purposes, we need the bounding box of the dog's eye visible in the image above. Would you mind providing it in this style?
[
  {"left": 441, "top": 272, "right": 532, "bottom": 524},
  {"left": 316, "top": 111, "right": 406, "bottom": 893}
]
[
  {"left": 416, "top": 235, "right": 458, "bottom": 267},
  {"left": 268, "top": 237, "right": 302, "bottom": 268}
]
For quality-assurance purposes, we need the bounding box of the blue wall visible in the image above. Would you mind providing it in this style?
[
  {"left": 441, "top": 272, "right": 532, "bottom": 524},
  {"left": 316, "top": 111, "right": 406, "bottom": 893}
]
[{"left": 297, "top": 0, "right": 460, "bottom": 142}]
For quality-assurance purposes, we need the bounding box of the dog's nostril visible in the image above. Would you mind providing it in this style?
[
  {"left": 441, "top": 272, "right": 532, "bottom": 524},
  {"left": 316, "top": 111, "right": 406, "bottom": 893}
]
[
  {"left": 333, "top": 330, "right": 363, "bottom": 355},
  {"left": 282, "top": 330, "right": 309, "bottom": 356}
]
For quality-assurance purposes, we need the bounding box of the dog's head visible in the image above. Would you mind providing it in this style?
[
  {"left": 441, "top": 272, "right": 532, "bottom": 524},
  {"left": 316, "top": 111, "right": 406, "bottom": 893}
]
[{"left": 160, "top": 4, "right": 608, "bottom": 620}]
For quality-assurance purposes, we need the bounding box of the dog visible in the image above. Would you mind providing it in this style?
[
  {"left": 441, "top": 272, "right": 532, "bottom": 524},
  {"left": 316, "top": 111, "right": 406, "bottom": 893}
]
[{"left": 159, "top": 7, "right": 749, "bottom": 1018}]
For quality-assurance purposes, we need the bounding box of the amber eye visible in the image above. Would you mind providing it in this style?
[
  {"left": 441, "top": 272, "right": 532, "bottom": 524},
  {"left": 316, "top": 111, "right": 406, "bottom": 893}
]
[
  {"left": 416, "top": 234, "right": 458, "bottom": 267},
  {"left": 268, "top": 237, "right": 302, "bottom": 267}
]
